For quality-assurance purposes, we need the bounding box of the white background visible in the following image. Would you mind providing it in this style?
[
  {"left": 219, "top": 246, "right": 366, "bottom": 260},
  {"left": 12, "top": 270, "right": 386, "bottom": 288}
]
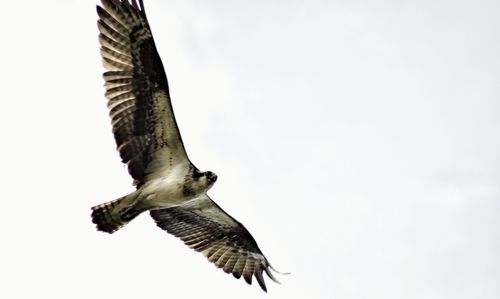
[{"left": 1, "top": 0, "right": 499, "bottom": 298}]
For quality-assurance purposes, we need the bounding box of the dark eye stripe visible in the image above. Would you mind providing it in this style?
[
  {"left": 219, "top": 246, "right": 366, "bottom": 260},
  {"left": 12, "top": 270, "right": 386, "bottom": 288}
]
[{"left": 193, "top": 170, "right": 204, "bottom": 180}]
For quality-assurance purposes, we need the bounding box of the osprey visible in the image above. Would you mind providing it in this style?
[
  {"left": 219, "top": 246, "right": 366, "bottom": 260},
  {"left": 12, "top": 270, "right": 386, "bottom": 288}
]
[{"left": 91, "top": 0, "right": 281, "bottom": 292}]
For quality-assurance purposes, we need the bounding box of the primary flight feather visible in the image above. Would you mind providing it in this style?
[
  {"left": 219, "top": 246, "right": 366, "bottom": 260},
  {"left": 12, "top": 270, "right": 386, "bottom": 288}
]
[{"left": 91, "top": 0, "right": 281, "bottom": 292}]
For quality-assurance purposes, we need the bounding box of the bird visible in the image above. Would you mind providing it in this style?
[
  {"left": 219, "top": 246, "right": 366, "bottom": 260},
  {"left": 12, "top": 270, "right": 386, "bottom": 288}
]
[{"left": 91, "top": 0, "right": 282, "bottom": 292}]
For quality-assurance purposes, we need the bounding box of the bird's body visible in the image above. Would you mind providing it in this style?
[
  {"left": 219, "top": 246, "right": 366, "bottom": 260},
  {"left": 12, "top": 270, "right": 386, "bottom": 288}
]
[
  {"left": 91, "top": 0, "right": 281, "bottom": 292},
  {"left": 92, "top": 162, "right": 215, "bottom": 232}
]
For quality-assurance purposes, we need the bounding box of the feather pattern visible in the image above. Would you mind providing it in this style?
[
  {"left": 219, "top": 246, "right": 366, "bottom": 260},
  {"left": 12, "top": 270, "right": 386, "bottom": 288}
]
[
  {"left": 94, "top": 0, "right": 283, "bottom": 292},
  {"left": 150, "top": 195, "right": 279, "bottom": 292},
  {"left": 97, "top": 0, "right": 187, "bottom": 187}
]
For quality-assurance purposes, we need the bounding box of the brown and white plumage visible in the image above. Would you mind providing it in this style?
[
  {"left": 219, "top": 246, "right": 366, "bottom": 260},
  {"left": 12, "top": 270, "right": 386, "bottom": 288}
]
[
  {"left": 97, "top": 0, "right": 186, "bottom": 187},
  {"left": 91, "top": 0, "right": 282, "bottom": 292},
  {"left": 150, "top": 195, "right": 280, "bottom": 291}
]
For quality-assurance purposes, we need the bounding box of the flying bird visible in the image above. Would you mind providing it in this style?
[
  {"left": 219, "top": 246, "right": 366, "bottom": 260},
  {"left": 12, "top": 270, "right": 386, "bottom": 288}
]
[{"left": 91, "top": 0, "right": 282, "bottom": 292}]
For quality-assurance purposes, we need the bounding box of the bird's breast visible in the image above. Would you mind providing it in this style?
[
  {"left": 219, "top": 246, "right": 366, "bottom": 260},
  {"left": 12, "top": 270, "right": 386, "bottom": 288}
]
[{"left": 138, "top": 170, "right": 198, "bottom": 209}]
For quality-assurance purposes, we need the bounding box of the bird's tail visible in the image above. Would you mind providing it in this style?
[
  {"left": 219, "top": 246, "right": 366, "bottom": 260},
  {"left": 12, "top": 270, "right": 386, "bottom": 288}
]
[{"left": 91, "top": 196, "right": 142, "bottom": 234}]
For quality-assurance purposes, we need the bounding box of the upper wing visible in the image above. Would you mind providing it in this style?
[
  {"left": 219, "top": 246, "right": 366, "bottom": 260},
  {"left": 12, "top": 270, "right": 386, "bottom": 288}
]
[
  {"left": 97, "top": 0, "right": 188, "bottom": 186},
  {"left": 150, "top": 195, "right": 279, "bottom": 292}
]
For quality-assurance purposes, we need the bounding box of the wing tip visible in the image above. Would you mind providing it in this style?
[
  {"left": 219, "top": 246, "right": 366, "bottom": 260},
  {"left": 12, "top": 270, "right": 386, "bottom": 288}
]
[
  {"left": 269, "top": 263, "right": 291, "bottom": 276},
  {"left": 230, "top": 261, "right": 286, "bottom": 292}
]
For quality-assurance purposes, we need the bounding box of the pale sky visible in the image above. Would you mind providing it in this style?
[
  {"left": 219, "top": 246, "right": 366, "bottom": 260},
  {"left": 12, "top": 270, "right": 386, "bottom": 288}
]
[{"left": 1, "top": 0, "right": 499, "bottom": 298}]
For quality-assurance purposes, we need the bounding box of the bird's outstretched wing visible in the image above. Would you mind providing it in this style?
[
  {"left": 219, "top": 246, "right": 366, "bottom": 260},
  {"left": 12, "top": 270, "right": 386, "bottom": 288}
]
[
  {"left": 150, "top": 195, "right": 280, "bottom": 292},
  {"left": 97, "top": 0, "right": 188, "bottom": 187}
]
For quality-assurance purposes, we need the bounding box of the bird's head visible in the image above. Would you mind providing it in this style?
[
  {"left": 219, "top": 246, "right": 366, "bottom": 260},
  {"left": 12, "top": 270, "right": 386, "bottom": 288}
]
[
  {"left": 192, "top": 169, "right": 218, "bottom": 192},
  {"left": 200, "top": 170, "right": 217, "bottom": 192},
  {"left": 205, "top": 171, "right": 218, "bottom": 184}
]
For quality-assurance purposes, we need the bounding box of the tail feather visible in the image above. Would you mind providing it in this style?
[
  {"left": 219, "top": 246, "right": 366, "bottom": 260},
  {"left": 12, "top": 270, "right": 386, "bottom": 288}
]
[{"left": 91, "top": 197, "right": 141, "bottom": 233}]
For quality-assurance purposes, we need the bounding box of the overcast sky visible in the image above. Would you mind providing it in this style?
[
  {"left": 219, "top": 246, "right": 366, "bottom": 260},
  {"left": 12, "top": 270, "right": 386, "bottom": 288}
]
[{"left": 1, "top": 0, "right": 499, "bottom": 298}]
